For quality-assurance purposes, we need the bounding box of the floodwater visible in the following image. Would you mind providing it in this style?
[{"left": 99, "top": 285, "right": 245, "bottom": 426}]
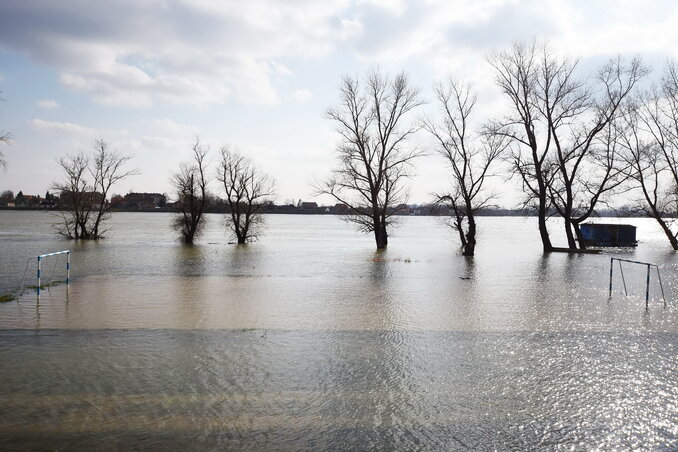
[{"left": 0, "top": 211, "right": 676, "bottom": 450}]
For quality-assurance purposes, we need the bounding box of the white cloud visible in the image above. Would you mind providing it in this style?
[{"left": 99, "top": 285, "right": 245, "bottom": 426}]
[
  {"left": 0, "top": 0, "right": 352, "bottom": 107},
  {"left": 29, "top": 119, "right": 97, "bottom": 137},
  {"left": 339, "top": 17, "right": 363, "bottom": 40},
  {"left": 347, "top": 0, "right": 678, "bottom": 64},
  {"left": 37, "top": 99, "right": 59, "bottom": 109},
  {"left": 146, "top": 119, "right": 199, "bottom": 137},
  {"left": 288, "top": 88, "right": 313, "bottom": 103},
  {"left": 357, "top": 0, "right": 407, "bottom": 15},
  {"left": 2, "top": 0, "right": 675, "bottom": 111}
]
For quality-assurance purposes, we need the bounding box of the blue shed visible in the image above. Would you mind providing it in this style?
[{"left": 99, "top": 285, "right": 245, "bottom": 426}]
[{"left": 580, "top": 223, "right": 637, "bottom": 247}]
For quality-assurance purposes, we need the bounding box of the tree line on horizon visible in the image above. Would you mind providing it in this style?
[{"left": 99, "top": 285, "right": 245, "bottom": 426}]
[{"left": 2, "top": 42, "right": 677, "bottom": 253}]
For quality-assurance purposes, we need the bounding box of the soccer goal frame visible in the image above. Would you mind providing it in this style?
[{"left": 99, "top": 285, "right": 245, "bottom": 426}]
[
  {"left": 36, "top": 250, "right": 70, "bottom": 297},
  {"left": 608, "top": 257, "right": 665, "bottom": 307}
]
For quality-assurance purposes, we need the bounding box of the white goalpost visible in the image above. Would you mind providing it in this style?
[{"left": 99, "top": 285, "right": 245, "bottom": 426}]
[
  {"left": 36, "top": 250, "right": 70, "bottom": 297},
  {"left": 17, "top": 250, "right": 71, "bottom": 298}
]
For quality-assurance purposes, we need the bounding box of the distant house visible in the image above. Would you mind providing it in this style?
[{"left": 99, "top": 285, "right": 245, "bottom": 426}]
[
  {"left": 330, "top": 203, "right": 349, "bottom": 214},
  {"left": 299, "top": 201, "right": 318, "bottom": 209},
  {"left": 123, "top": 192, "right": 166, "bottom": 210},
  {"left": 39, "top": 199, "right": 57, "bottom": 209},
  {"left": 16, "top": 194, "right": 42, "bottom": 208}
]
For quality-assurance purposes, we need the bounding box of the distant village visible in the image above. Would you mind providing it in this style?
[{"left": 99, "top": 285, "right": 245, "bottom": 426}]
[
  {"left": 0, "top": 189, "right": 448, "bottom": 215},
  {"left": 0, "top": 189, "right": 648, "bottom": 218}
]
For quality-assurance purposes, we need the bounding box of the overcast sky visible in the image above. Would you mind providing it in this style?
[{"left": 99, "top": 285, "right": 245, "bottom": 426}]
[{"left": 0, "top": 0, "right": 676, "bottom": 205}]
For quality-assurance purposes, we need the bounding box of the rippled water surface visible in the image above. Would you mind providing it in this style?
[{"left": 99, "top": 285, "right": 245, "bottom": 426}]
[{"left": 0, "top": 211, "right": 676, "bottom": 450}]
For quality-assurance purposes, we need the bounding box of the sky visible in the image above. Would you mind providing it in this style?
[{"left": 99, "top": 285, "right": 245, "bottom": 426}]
[{"left": 0, "top": 0, "right": 676, "bottom": 206}]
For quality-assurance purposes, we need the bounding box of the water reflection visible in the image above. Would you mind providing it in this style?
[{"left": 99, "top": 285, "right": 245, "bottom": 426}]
[
  {"left": 0, "top": 329, "right": 675, "bottom": 450},
  {"left": 0, "top": 213, "right": 676, "bottom": 449},
  {"left": 173, "top": 244, "right": 208, "bottom": 277},
  {"left": 223, "top": 243, "right": 264, "bottom": 277}
]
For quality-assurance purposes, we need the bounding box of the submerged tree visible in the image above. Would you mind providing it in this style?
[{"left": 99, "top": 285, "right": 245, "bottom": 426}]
[
  {"left": 488, "top": 42, "right": 645, "bottom": 251},
  {"left": 54, "top": 139, "right": 136, "bottom": 239},
  {"left": 217, "top": 147, "right": 275, "bottom": 244},
  {"left": 172, "top": 139, "right": 209, "bottom": 244},
  {"left": 546, "top": 56, "right": 645, "bottom": 249},
  {"left": 637, "top": 62, "right": 678, "bottom": 223},
  {"left": 424, "top": 78, "right": 506, "bottom": 256},
  {"left": 617, "top": 65, "right": 678, "bottom": 250},
  {"left": 487, "top": 42, "right": 555, "bottom": 252},
  {"left": 317, "top": 69, "right": 423, "bottom": 249}
]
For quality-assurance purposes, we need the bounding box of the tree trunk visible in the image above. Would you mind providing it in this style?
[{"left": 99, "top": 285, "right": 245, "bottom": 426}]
[
  {"left": 537, "top": 196, "right": 553, "bottom": 252},
  {"left": 452, "top": 207, "right": 466, "bottom": 247},
  {"left": 184, "top": 229, "right": 195, "bottom": 244},
  {"left": 456, "top": 223, "right": 466, "bottom": 248},
  {"left": 462, "top": 214, "right": 476, "bottom": 256},
  {"left": 654, "top": 216, "right": 678, "bottom": 250},
  {"left": 374, "top": 216, "right": 388, "bottom": 249},
  {"left": 563, "top": 217, "right": 577, "bottom": 249}
]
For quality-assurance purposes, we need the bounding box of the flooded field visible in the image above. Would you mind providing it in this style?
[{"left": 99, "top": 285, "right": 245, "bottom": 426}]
[{"left": 0, "top": 211, "right": 676, "bottom": 449}]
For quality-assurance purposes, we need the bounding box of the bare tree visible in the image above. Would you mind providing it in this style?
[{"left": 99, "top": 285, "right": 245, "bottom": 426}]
[
  {"left": 172, "top": 138, "right": 208, "bottom": 244},
  {"left": 637, "top": 61, "right": 678, "bottom": 208},
  {"left": 54, "top": 153, "right": 90, "bottom": 239},
  {"left": 546, "top": 57, "right": 646, "bottom": 249},
  {"left": 424, "top": 78, "right": 506, "bottom": 256},
  {"left": 616, "top": 65, "right": 678, "bottom": 250},
  {"left": 488, "top": 43, "right": 645, "bottom": 251},
  {"left": 217, "top": 147, "right": 275, "bottom": 244},
  {"left": 317, "top": 69, "right": 423, "bottom": 249},
  {"left": 487, "top": 42, "right": 555, "bottom": 252},
  {"left": 54, "top": 139, "right": 136, "bottom": 239}
]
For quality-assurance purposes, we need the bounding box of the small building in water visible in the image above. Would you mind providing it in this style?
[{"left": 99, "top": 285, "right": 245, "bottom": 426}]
[{"left": 580, "top": 223, "right": 637, "bottom": 247}]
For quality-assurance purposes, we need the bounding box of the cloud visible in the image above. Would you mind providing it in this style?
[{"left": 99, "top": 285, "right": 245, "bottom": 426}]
[
  {"left": 346, "top": 0, "right": 678, "bottom": 64},
  {"left": 1, "top": 0, "right": 676, "bottom": 111},
  {"left": 357, "top": 0, "right": 407, "bottom": 15},
  {"left": 0, "top": 0, "right": 352, "bottom": 107},
  {"left": 147, "top": 118, "right": 199, "bottom": 137},
  {"left": 29, "top": 119, "right": 97, "bottom": 137},
  {"left": 37, "top": 99, "right": 59, "bottom": 109},
  {"left": 288, "top": 88, "right": 313, "bottom": 103}
]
